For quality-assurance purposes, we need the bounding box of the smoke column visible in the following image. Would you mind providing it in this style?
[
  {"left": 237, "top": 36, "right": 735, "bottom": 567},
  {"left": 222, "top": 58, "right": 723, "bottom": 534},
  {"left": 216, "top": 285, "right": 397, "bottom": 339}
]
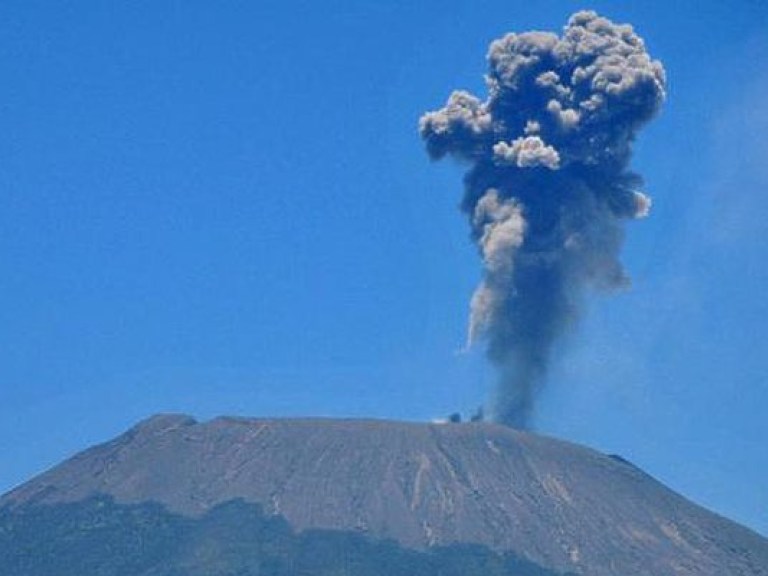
[{"left": 420, "top": 11, "right": 666, "bottom": 428}]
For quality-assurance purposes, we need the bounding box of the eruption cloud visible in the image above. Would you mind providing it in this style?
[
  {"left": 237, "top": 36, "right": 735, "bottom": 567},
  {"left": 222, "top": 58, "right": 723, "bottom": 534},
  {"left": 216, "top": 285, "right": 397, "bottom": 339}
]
[{"left": 420, "top": 11, "right": 666, "bottom": 428}]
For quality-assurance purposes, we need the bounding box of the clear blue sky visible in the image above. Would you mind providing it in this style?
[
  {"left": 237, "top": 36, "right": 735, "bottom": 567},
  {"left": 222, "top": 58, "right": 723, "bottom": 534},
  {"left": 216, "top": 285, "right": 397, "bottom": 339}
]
[{"left": 1, "top": 0, "right": 766, "bottom": 535}]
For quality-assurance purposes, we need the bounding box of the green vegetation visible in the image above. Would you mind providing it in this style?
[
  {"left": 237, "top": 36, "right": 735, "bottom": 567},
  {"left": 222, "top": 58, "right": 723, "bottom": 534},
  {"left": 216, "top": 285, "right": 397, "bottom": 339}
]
[{"left": 0, "top": 497, "right": 574, "bottom": 576}]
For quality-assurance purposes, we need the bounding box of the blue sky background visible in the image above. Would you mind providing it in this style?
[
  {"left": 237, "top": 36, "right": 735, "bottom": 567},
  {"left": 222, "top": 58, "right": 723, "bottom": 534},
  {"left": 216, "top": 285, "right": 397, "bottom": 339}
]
[{"left": 1, "top": 0, "right": 766, "bottom": 535}]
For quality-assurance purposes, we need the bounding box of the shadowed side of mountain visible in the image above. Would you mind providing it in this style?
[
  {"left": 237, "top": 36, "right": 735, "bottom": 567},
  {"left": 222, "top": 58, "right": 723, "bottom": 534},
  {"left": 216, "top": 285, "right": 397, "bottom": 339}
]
[{"left": 0, "top": 495, "right": 574, "bottom": 576}]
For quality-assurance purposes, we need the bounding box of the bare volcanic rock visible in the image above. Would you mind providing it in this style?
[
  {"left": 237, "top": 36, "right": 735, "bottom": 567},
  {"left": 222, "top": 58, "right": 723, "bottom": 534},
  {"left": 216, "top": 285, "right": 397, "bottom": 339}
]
[{"left": 2, "top": 414, "right": 767, "bottom": 575}]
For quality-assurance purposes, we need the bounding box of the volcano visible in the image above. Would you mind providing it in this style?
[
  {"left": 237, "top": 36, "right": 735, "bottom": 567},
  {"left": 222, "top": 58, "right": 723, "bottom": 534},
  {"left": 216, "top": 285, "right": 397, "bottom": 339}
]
[{"left": 1, "top": 414, "right": 766, "bottom": 575}]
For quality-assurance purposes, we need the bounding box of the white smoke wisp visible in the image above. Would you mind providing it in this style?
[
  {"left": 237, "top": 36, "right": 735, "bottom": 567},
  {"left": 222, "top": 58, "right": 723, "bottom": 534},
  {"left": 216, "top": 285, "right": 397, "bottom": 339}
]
[{"left": 419, "top": 11, "right": 666, "bottom": 428}]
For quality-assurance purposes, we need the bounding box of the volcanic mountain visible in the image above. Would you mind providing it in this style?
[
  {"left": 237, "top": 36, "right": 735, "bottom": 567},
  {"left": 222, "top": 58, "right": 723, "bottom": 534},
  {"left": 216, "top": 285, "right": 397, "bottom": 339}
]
[{"left": 1, "top": 414, "right": 767, "bottom": 575}]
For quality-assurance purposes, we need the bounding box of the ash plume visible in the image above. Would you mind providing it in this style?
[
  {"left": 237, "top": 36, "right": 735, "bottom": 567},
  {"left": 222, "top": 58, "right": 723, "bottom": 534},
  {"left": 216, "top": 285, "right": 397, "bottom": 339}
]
[{"left": 420, "top": 11, "right": 666, "bottom": 428}]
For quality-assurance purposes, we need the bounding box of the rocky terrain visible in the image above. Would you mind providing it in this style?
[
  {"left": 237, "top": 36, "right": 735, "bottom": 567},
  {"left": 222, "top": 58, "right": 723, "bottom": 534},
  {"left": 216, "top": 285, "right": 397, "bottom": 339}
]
[{"left": 2, "top": 414, "right": 767, "bottom": 575}]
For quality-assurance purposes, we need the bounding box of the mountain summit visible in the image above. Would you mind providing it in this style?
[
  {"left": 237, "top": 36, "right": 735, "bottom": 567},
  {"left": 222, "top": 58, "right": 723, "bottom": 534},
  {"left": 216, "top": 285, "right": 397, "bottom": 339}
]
[{"left": 2, "top": 415, "right": 767, "bottom": 575}]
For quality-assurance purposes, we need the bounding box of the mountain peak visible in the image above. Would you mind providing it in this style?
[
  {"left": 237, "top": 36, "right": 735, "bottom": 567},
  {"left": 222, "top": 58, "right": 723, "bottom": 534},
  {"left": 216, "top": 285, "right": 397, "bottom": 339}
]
[
  {"left": 131, "top": 413, "right": 198, "bottom": 434},
  {"left": 2, "top": 416, "right": 767, "bottom": 575}
]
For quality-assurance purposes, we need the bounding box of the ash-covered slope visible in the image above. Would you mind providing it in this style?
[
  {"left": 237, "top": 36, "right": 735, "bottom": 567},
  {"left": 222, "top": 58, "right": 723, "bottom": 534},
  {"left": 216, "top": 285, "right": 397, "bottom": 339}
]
[{"left": 2, "top": 415, "right": 767, "bottom": 576}]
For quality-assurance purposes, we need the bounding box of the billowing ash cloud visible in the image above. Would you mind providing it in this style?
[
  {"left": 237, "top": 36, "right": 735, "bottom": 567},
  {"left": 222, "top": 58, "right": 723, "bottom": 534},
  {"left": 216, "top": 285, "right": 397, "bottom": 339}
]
[{"left": 420, "top": 11, "right": 666, "bottom": 428}]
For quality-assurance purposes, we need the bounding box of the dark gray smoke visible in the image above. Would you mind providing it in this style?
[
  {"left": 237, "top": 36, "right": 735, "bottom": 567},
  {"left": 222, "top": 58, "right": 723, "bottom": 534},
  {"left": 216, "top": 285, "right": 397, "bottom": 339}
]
[{"left": 420, "top": 11, "right": 666, "bottom": 428}]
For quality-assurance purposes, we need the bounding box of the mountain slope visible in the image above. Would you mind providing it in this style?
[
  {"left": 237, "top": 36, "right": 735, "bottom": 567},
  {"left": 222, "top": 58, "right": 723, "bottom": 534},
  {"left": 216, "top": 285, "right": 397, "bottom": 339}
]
[
  {"left": 0, "top": 496, "right": 572, "bottom": 576},
  {"left": 2, "top": 414, "right": 767, "bottom": 575}
]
